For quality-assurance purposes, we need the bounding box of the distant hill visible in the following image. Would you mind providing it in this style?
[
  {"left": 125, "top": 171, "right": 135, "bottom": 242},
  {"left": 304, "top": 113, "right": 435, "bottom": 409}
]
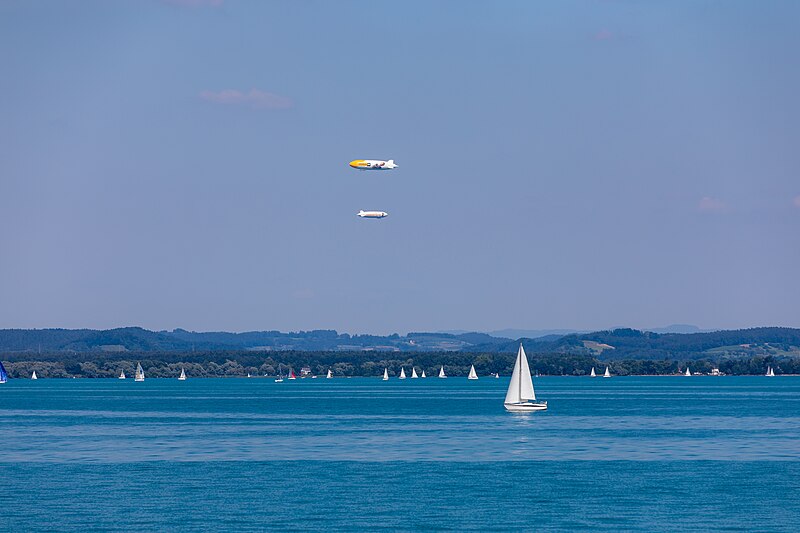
[
  {"left": 0, "top": 328, "right": 512, "bottom": 353},
  {"left": 480, "top": 327, "right": 800, "bottom": 360},
  {"left": 1, "top": 326, "right": 798, "bottom": 360}
]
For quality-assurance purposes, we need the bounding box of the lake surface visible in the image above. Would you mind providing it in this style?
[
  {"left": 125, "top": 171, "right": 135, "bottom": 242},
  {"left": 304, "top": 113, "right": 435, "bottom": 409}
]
[{"left": 1, "top": 376, "right": 798, "bottom": 531}]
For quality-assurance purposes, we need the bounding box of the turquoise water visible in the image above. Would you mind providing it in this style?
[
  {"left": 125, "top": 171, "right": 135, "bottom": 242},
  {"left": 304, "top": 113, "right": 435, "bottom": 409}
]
[{"left": 1, "top": 376, "right": 799, "bottom": 531}]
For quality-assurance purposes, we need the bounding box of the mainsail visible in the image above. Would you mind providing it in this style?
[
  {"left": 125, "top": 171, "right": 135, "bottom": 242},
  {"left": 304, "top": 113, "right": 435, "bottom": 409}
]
[
  {"left": 411, "top": 368, "right": 418, "bottom": 378},
  {"left": 421, "top": 370, "right": 426, "bottom": 378},
  {"left": 685, "top": 367, "right": 691, "bottom": 377},
  {"left": 31, "top": 371, "right": 38, "bottom": 380},
  {"left": 134, "top": 362, "right": 145, "bottom": 382},
  {"left": 179, "top": 368, "right": 186, "bottom": 380},
  {"left": 504, "top": 344, "right": 536, "bottom": 405},
  {"left": 399, "top": 368, "right": 407, "bottom": 379},
  {"left": 468, "top": 365, "right": 478, "bottom": 380},
  {"left": 383, "top": 368, "right": 389, "bottom": 381},
  {"left": 438, "top": 366, "right": 446, "bottom": 378},
  {"left": 590, "top": 367, "right": 596, "bottom": 378},
  {"left": 327, "top": 369, "right": 333, "bottom": 379}
]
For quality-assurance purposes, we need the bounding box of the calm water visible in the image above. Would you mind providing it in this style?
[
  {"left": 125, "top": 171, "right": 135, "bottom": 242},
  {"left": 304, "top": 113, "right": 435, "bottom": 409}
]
[{"left": 1, "top": 376, "right": 799, "bottom": 531}]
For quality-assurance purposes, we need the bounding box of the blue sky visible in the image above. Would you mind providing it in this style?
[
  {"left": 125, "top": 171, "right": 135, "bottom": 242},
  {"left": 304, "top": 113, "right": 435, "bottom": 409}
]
[{"left": 1, "top": 0, "right": 798, "bottom": 334}]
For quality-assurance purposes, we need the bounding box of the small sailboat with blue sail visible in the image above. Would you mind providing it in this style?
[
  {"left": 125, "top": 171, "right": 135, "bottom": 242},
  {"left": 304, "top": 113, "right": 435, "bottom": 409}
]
[
  {"left": 134, "top": 363, "right": 145, "bottom": 382},
  {"left": 0, "top": 361, "right": 8, "bottom": 383}
]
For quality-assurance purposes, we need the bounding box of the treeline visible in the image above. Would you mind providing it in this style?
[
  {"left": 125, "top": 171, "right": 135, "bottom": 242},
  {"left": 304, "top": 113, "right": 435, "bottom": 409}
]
[{"left": 3, "top": 351, "right": 799, "bottom": 378}]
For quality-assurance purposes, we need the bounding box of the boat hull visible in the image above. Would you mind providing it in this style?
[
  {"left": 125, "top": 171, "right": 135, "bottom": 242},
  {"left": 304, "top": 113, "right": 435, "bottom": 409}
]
[{"left": 504, "top": 402, "right": 548, "bottom": 412}]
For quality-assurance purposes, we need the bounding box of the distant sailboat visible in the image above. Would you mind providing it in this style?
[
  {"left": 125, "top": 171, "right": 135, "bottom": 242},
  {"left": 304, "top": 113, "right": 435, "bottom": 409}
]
[
  {"left": 399, "top": 368, "right": 407, "bottom": 379},
  {"left": 504, "top": 344, "right": 547, "bottom": 412},
  {"left": 439, "top": 366, "right": 447, "bottom": 379},
  {"left": 0, "top": 361, "right": 7, "bottom": 384},
  {"left": 31, "top": 371, "right": 38, "bottom": 380},
  {"left": 590, "top": 367, "right": 596, "bottom": 378},
  {"left": 178, "top": 368, "right": 186, "bottom": 381},
  {"left": 495, "top": 373, "right": 500, "bottom": 378},
  {"left": 685, "top": 367, "right": 691, "bottom": 377},
  {"left": 411, "top": 368, "right": 418, "bottom": 379},
  {"left": 119, "top": 370, "right": 126, "bottom": 380},
  {"left": 288, "top": 369, "right": 297, "bottom": 380},
  {"left": 275, "top": 364, "right": 284, "bottom": 382},
  {"left": 383, "top": 368, "right": 389, "bottom": 381},
  {"left": 603, "top": 366, "right": 611, "bottom": 378},
  {"left": 134, "top": 362, "right": 145, "bottom": 382},
  {"left": 468, "top": 365, "right": 478, "bottom": 380},
  {"left": 421, "top": 370, "right": 427, "bottom": 378},
  {"left": 247, "top": 372, "right": 251, "bottom": 378},
  {"left": 327, "top": 369, "right": 333, "bottom": 379},
  {"left": 766, "top": 366, "right": 775, "bottom": 377}
]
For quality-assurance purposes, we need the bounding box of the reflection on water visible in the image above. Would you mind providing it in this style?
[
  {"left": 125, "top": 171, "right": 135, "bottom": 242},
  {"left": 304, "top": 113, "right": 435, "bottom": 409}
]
[{"left": 1, "top": 376, "right": 799, "bottom": 462}]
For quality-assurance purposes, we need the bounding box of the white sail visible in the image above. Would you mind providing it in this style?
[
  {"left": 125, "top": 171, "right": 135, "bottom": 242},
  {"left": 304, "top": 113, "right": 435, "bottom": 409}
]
[
  {"left": 685, "top": 367, "right": 691, "bottom": 377},
  {"left": 399, "top": 368, "right": 407, "bottom": 379},
  {"left": 505, "top": 344, "right": 536, "bottom": 404},
  {"left": 590, "top": 367, "right": 596, "bottom": 378},
  {"left": 178, "top": 368, "right": 186, "bottom": 381},
  {"left": 327, "top": 369, "right": 333, "bottom": 379},
  {"left": 247, "top": 373, "right": 251, "bottom": 378},
  {"left": 411, "top": 368, "right": 418, "bottom": 378},
  {"left": 603, "top": 366, "right": 611, "bottom": 378},
  {"left": 383, "top": 368, "right": 389, "bottom": 381},
  {"left": 439, "top": 366, "right": 447, "bottom": 378},
  {"left": 421, "top": 370, "right": 426, "bottom": 378},
  {"left": 134, "top": 363, "right": 145, "bottom": 382},
  {"left": 31, "top": 371, "right": 38, "bottom": 380},
  {"left": 119, "top": 370, "right": 126, "bottom": 380},
  {"left": 468, "top": 365, "right": 478, "bottom": 380}
]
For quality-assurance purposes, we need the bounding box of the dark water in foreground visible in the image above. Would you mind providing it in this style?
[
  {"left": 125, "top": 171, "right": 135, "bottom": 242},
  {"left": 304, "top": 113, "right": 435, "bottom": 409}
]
[{"left": 1, "top": 376, "right": 798, "bottom": 531}]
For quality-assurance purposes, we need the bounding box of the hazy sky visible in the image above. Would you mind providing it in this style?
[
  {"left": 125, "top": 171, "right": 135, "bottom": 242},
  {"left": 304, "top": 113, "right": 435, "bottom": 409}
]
[{"left": 1, "top": 1, "right": 798, "bottom": 334}]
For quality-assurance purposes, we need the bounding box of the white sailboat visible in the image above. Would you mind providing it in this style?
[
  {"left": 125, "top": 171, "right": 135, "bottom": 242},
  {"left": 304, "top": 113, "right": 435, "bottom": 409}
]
[
  {"left": 247, "top": 372, "right": 251, "bottom": 378},
  {"left": 468, "top": 365, "right": 478, "bottom": 380},
  {"left": 119, "top": 370, "right": 126, "bottom": 380},
  {"left": 411, "top": 368, "right": 418, "bottom": 378},
  {"left": 327, "top": 369, "right": 333, "bottom": 379},
  {"left": 383, "top": 368, "right": 389, "bottom": 381},
  {"left": 31, "top": 371, "right": 38, "bottom": 380},
  {"left": 421, "top": 370, "right": 427, "bottom": 378},
  {"left": 134, "top": 363, "right": 145, "bottom": 382},
  {"left": 590, "top": 367, "right": 596, "bottom": 378},
  {"left": 178, "top": 368, "right": 186, "bottom": 381},
  {"left": 603, "top": 366, "right": 611, "bottom": 378},
  {"left": 399, "top": 368, "right": 407, "bottom": 379},
  {"left": 685, "top": 367, "right": 691, "bottom": 377},
  {"left": 438, "top": 366, "right": 447, "bottom": 378},
  {"left": 766, "top": 366, "right": 775, "bottom": 377},
  {"left": 495, "top": 372, "right": 500, "bottom": 378},
  {"left": 504, "top": 344, "right": 547, "bottom": 412}
]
